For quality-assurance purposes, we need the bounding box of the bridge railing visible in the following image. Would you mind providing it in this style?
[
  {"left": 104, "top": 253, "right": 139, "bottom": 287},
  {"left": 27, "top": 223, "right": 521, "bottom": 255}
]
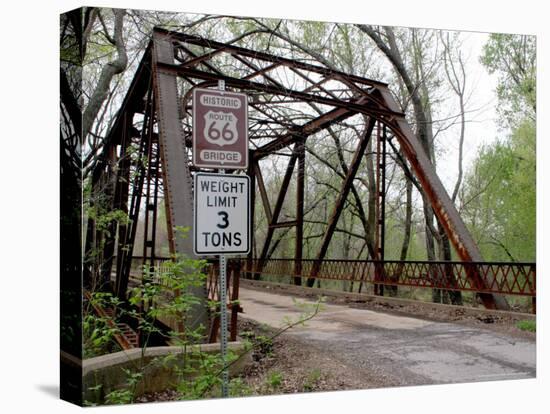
[
  {"left": 129, "top": 257, "right": 535, "bottom": 313},
  {"left": 239, "top": 258, "right": 536, "bottom": 311}
]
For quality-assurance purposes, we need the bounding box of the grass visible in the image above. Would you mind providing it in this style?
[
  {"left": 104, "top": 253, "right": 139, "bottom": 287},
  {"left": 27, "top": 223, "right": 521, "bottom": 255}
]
[
  {"left": 266, "top": 371, "right": 283, "bottom": 389},
  {"left": 303, "top": 368, "right": 322, "bottom": 392},
  {"left": 516, "top": 319, "right": 536, "bottom": 332}
]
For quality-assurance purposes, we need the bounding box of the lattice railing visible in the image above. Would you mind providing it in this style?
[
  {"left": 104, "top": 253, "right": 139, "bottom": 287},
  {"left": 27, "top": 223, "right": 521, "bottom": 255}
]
[{"left": 240, "top": 258, "right": 536, "bottom": 297}]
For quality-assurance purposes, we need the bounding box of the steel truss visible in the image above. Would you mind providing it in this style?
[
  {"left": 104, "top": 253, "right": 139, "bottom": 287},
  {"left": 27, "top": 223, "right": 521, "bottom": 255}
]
[{"left": 86, "top": 27, "right": 515, "bottom": 338}]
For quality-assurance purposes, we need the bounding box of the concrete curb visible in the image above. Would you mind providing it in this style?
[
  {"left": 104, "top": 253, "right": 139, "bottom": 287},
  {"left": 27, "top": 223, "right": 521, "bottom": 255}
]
[{"left": 82, "top": 341, "right": 250, "bottom": 402}]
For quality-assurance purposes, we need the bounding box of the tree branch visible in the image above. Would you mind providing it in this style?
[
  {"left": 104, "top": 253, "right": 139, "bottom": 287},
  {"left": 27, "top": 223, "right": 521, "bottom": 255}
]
[{"left": 82, "top": 8, "right": 128, "bottom": 140}]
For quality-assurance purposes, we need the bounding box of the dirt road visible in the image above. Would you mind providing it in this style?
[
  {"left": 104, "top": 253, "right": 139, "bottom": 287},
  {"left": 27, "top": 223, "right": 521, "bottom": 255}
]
[{"left": 239, "top": 287, "right": 536, "bottom": 387}]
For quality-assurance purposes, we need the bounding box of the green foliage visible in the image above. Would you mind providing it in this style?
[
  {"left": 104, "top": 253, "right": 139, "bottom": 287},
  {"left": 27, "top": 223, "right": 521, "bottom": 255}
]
[
  {"left": 255, "top": 334, "right": 274, "bottom": 356},
  {"left": 103, "top": 369, "right": 144, "bottom": 405},
  {"left": 516, "top": 319, "right": 536, "bottom": 332},
  {"left": 175, "top": 351, "right": 222, "bottom": 399},
  {"left": 462, "top": 33, "right": 536, "bottom": 263},
  {"left": 266, "top": 371, "right": 283, "bottom": 389},
  {"left": 84, "top": 242, "right": 325, "bottom": 405},
  {"left": 83, "top": 292, "right": 122, "bottom": 358},
  {"left": 129, "top": 252, "right": 208, "bottom": 344},
  {"left": 481, "top": 34, "right": 536, "bottom": 126},
  {"left": 104, "top": 388, "right": 134, "bottom": 405},
  {"left": 83, "top": 41, "right": 117, "bottom": 66},
  {"left": 84, "top": 200, "right": 131, "bottom": 290},
  {"left": 228, "top": 378, "right": 252, "bottom": 397},
  {"left": 303, "top": 368, "right": 322, "bottom": 392},
  {"left": 86, "top": 208, "right": 129, "bottom": 236},
  {"left": 240, "top": 329, "right": 274, "bottom": 357},
  {"left": 461, "top": 118, "right": 535, "bottom": 262},
  {"left": 282, "top": 297, "right": 326, "bottom": 328},
  {"left": 84, "top": 249, "right": 212, "bottom": 403}
]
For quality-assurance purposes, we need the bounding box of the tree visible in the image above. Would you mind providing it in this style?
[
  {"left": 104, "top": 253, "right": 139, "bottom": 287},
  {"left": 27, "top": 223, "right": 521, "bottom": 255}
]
[
  {"left": 481, "top": 34, "right": 536, "bottom": 127},
  {"left": 460, "top": 33, "right": 536, "bottom": 262},
  {"left": 460, "top": 120, "right": 535, "bottom": 261},
  {"left": 357, "top": 25, "right": 466, "bottom": 303},
  {"left": 82, "top": 9, "right": 128, "bottom": 140}
]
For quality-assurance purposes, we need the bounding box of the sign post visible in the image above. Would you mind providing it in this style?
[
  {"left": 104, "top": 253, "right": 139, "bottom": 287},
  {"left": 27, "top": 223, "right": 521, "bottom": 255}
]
[
  {"left": 192, "top": 81, "right": 249, "bottom": 398},
  {"left": 193, "top": 173, "right": 250, "bottom": 398}
]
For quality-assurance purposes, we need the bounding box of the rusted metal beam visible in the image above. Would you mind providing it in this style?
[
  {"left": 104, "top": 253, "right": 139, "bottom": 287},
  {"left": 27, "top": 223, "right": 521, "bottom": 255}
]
[
  {"left": 162, "top": 50, "right": 401, "bottom": 163},
  {"left": 255, "top": 163, "right": 273, "bottom": 223},
  {"left": 85, "top": 292, "right": 135, "bottom": 350},
  {"left": 235, "top": 55, "right": 344, "bottom": 129},
  {"left": 377, "top": 87, "right": 509, "bottom": 310},
  {"left": 175, "top": 46, "right": 228, "bottom": 68},
  {"left": 308, "top": 117, "right": 376, "bottom": 287},
  {"left": 288, "top": 67, "right": 341, "bottom": 101},
  {"left": 242, "top": 62, "right": 283, "bottom": 80},
  {"left": 113, "top": 113, "right": 132, "bottom": 294},
  {"left": 256, "top": 147, "right": 299, "bottom": 276},
  {"left": 140, "top": 129, "right": 161, "bottom": 286},
  {"left": 97, "top": 28, "right": 514, "bottom": 325},
  {"left": 159, "top": 29, "right": 389, "bottom": 88},
  {"left": 152, "top": 31, "right": 209, "bottom": 328},
  {"left": 254, "top": 104, "right": 361, "bottom": 158},
  {"left": 269, "top": 220, "right": 298, "bottom": 229},
  {"left": 232, "top": 54, "right": 284, "bottom": 88},
  {"left": 230, "top": 54, "right": 316, "bottom": 144},
  {"left": 86, "top": 45, "right": 153, "bottom": 291},
  {"left": 156, "top": 63, "right": 404, "bottom": 120},
  {"left": 102, "top": 45, "right": 153, "bottom": 146},
  {"left": 294, "top": 138, "right": 306, "bottom": 286},
  {"left": 118, "top": 121, "right": 149, "bottom": 297},
  {"left": 178, "top": 48, "right": 309, "bottom": 144},
  {"left": 230, "top": 261, "right": 242, "bottom": 341},
  {"left": 113, "top": 95, "right": 153, "bottom": 299},
  {"left": 206, "top": 261, "right": 242, "bottom": 342},
  {"left": 374, "top": 123, "right": 388, "bottom": 295},
  {"left": 247, "top": 152, "right": 256, "bottom": 277},
  {"left": 269, "top": 150, "right": 298, "bottom": 225},
  {"left": 248, "top": 104, "right": 299, "bottom": 130}
]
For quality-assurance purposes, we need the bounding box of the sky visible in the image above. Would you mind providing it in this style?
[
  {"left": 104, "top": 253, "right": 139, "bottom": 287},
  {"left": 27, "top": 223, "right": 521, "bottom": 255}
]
[{"left": 435, "top": 31, "right": 501, "bottom": 191}]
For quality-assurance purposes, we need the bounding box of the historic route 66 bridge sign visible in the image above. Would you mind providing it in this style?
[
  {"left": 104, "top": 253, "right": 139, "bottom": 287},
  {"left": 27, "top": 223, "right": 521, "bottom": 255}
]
[{"left": 193, "top": 88, "right": 248, "bottom": 169}]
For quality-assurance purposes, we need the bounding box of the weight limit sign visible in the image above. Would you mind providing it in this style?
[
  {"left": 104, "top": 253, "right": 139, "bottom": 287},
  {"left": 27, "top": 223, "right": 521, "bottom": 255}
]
[{"left": 193, "top": 173, "right": 250, "bottom": 255}]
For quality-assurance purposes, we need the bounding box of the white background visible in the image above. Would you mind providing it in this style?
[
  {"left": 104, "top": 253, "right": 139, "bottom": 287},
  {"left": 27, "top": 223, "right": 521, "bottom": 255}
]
[{"left": 0, "top": 1, "right": 547, "bottom": 413}]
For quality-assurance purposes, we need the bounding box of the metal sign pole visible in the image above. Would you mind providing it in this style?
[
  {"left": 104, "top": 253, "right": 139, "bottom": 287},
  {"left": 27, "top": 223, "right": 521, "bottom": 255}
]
[
  {"left": 219, "top": 168, "right": 229, "bottom": 398},
  {"left": 217, "top": 80, "right": 229, "bottom": 398}
]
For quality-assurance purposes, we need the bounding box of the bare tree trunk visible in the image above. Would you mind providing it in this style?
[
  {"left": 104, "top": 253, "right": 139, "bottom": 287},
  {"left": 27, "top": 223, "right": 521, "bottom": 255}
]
[
  {"left": 386, "top": 174, "right": 413, "bottom": 298},
  {"left": 365, "top": 135, "right": 377, "bottom": 259},
  {"left": 440, "top": 32, "right": 469, "bottom": 305},
  {"left": 358, "top": 26, "right": 444, "bottom": 300},
  {"left": 399, "top": 176, "right": 413, "bottom": 262},
  {"left": 82, "top": 9, "right": 128, "bottom": 139}
]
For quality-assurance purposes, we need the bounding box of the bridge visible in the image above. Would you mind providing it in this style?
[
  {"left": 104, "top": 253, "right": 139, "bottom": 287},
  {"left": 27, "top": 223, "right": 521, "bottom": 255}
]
[{"left": 82, "top": 28, "right": 536, "bottom": 351}]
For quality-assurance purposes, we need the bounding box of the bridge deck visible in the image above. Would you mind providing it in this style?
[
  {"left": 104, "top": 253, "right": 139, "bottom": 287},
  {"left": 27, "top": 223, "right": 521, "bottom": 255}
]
[{"left": 239, "top": 287, "right": 535, "bottom": 386}]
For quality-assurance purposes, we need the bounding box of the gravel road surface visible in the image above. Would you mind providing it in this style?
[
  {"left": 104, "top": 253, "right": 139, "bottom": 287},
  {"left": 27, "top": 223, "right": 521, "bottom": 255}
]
[{"left": 239, "top": 287, "right": 536, "bottom": 387}]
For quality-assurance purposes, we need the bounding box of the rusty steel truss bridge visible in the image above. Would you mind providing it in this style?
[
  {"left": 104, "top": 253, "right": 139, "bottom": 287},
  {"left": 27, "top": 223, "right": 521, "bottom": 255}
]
[{"left": 82, "top": 28, "right": 536, "bottom": 347}]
